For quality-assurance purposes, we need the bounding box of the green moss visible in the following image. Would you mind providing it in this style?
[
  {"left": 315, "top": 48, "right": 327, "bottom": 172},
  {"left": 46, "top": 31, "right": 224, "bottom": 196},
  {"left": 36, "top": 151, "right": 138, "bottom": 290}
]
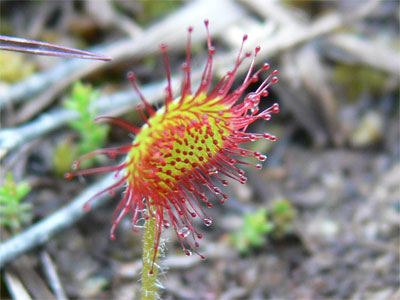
[
  {"left": 58, "top": 81, "right": 109, "bottom": 172},
  {"left": 232, "top": 209, "right": 274, "bottom": 254},
  {"left": 269, "top": 198, "right": 297, "bottom": 238},
  {"left": 137, "top": 0, "right": 184, "bottom": 25},
  {"left": 0, "top": 173, "right": 32, "bottom": 233},
  {"left": 334, "top": 64, "right": 388, "bottom": 101},
  {"left": 0, "top": 21, "right": 13, "bottom": 35},
  {"left": 231, "top": 199, "right": 297, "bottom": 254}
]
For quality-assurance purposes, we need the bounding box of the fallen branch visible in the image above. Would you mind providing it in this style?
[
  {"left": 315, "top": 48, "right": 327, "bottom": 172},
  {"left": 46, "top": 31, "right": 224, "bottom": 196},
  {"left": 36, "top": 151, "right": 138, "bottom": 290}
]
[{"left": 0, "top": 77, "right": 177, "bottom": 157}]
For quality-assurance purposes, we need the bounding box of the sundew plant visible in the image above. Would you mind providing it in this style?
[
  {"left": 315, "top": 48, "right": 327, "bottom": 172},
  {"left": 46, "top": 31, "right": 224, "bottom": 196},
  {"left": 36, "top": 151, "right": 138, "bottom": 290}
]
[{"left": 66, "top": 20, "right": 279, "bottom": 299}]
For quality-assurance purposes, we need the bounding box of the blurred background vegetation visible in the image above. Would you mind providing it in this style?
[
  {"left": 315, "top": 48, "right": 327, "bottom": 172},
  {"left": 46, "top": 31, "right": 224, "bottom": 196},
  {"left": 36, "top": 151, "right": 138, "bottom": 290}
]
[{"left": 0, "top": 1, "right": 398, "bottom": 299}]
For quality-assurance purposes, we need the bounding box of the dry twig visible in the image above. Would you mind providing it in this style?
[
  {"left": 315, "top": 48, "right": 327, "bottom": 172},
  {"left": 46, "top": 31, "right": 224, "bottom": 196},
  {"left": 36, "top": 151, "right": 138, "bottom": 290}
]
[
  {"left": 0, "top": 77, "right": 175, "bottom": 158},
  {"left": 40, "top": 251, "right": 68, "bottom": 300},
  {"left": 3, "top": 271, "right": 33, "bottom": 300}
]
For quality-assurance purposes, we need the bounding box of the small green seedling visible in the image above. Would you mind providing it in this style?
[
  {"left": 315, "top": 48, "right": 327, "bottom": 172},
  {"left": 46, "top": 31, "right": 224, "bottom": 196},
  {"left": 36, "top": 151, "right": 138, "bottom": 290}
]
[
  {"left": 232, "top": 199, "right": 297, "bottom": 254},
  {"left": 0, "top": 173, "right": 32, "bottom": 232},
  {"left": 64, "top": 81, "right": 109, "bottom": 155},
  {"left": 269, "top": 198, "right": 297, "bottom": 238},
  {"left": 54, "top": 81, "right": 109, "bottom": 175},
  {"left": 232, "top": 208, "right": 274, "bottom": 254}
]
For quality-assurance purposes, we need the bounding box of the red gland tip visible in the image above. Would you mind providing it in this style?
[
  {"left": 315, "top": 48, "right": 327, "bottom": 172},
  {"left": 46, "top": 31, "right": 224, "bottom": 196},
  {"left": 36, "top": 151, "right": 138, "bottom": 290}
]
[
  {"left": 188, "top": 26, "right": 193, "bottom": 33},
  {"left": 209, "top": 46, "right": 216, "bottom": 55},
  {"left": 251, "top": 74, "right": 259, "bottom": 82},
  {"left": 243, "top": 34, "right": 248, "bottom": 41},
  {"left": 255, "top": 46, "right": 261, "bottom": 54},
  {"left": 182, "top": 62, "right": 189, "bottom": 71},
  {"left": 127, "top": 71, "right": 135, "bottom": 81},
  {"left": 272, "top": 103, "right": 280, "bottom": 113},
  {"left": 204, "top": 19, "right": 209, "bottom": 26},
  {"left": 262, "top": 63, "right": 270, "bottom": 70},
  {"left": 161, "top": 43, "right": 168, "bottom": 51},
  {"left": 64, "top": 172, "right": 74, "bottom": 180},
  {"left": 83, "top": 203, "right": 91, "bottom": 212},
  {"left": 261, "top": 90, "right": 269, "bottom": 97}
]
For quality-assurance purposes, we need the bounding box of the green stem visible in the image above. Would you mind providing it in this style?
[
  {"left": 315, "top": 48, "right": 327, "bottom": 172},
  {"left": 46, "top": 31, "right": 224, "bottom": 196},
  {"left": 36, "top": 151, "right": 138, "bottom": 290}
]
[{"left": 141, "top": 214, "right": 159, "bottom": 300}]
